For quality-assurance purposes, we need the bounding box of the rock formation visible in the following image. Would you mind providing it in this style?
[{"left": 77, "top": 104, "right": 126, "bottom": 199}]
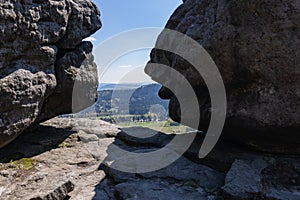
[
  {"left": 0, "top": 117, "right": 299, "bottom": 199},
  {"left": 0, "top": 0, "right": 101, "bottom": 148},
  {"left": 1, "top": 0, "right": 299, "bottom": 198},
  {"left": 145, "top": 0, "right": 300, "bottom": 154}
]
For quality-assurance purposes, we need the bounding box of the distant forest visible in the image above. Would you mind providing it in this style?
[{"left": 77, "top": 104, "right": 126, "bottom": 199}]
[
  {"left": 96, "top": 84, "right": 169, "bottom": 116},
  {"left": 75, "top": 84, "right": 170, "bottom": 122}
]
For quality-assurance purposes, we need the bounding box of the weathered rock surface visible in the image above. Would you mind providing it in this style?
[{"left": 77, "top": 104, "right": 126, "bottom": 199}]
[
  {"left": 145, "top": 0, "right": 300, "bottom": 153},
  {"left": 0, "top": 118, "right": 110, "bottom": 199},
  {"left": 222, "top": 159, "right": 300, "bottom": 200},
  {"left": 0, "top": 0, "right": 101, "bottom": 148},
  {"left": 1, "top": 117, "right": 299, "bottom": 199}
]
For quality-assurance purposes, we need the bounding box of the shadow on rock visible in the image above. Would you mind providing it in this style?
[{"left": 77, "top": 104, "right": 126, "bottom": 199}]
[
  {"left": 92, "top": 127, "right": 225, "bottom": 200},
  {"left": 0, "top": 124, "right": 75, "bottom": 163},
  {"left": 92, "top": 125, "right": 300, "bottom": 200}
]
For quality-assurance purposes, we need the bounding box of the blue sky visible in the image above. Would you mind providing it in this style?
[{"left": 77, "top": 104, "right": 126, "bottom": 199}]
[{"left": 89, "top": 0, "right": 182, "bottom": 83}]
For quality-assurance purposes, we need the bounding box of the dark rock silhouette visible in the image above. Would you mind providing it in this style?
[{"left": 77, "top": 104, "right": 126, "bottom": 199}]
[{"left": 0, "top": 0, "right": 101, "bottom": 148}]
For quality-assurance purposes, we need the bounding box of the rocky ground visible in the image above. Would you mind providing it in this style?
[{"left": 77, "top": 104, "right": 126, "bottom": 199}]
[{"left": 0, "top": 118, "right": 299, "bottom": 200}]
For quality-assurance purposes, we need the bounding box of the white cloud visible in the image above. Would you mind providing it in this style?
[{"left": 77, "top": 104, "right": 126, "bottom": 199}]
[{"left": 83, "top": 36, "right": 97, "bottom": 42}]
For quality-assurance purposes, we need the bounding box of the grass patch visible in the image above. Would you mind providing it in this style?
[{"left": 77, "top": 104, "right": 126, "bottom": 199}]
[
  {"left": 58, "top": 141, "right": 73, "bottom": 148},
  {"left": 0, "top": 158, "right": 37, "bottom": 171},
  {"left": 118, "top": 121, "right": 188, "bottom": 134}
]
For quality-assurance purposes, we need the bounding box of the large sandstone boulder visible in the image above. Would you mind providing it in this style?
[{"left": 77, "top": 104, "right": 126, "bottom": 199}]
[
  {"left": 0, "top": 0, "right": 101, "bottom": 148},
  {"left": 145, "top": 0, "right": 300, "bottom": 153}
]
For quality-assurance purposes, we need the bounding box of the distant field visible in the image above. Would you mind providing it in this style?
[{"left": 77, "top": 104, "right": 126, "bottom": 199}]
[
  {"left": 61, "top": 114, "right": 193, "bottom": 134},
  {"left": 115, "top": 120, "right": 189, "bottom": 134}
]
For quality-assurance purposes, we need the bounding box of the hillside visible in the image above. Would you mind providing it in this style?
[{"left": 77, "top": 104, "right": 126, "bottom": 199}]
[{"left": 95, "top": 83, "right": 169, "bottom": 116}]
